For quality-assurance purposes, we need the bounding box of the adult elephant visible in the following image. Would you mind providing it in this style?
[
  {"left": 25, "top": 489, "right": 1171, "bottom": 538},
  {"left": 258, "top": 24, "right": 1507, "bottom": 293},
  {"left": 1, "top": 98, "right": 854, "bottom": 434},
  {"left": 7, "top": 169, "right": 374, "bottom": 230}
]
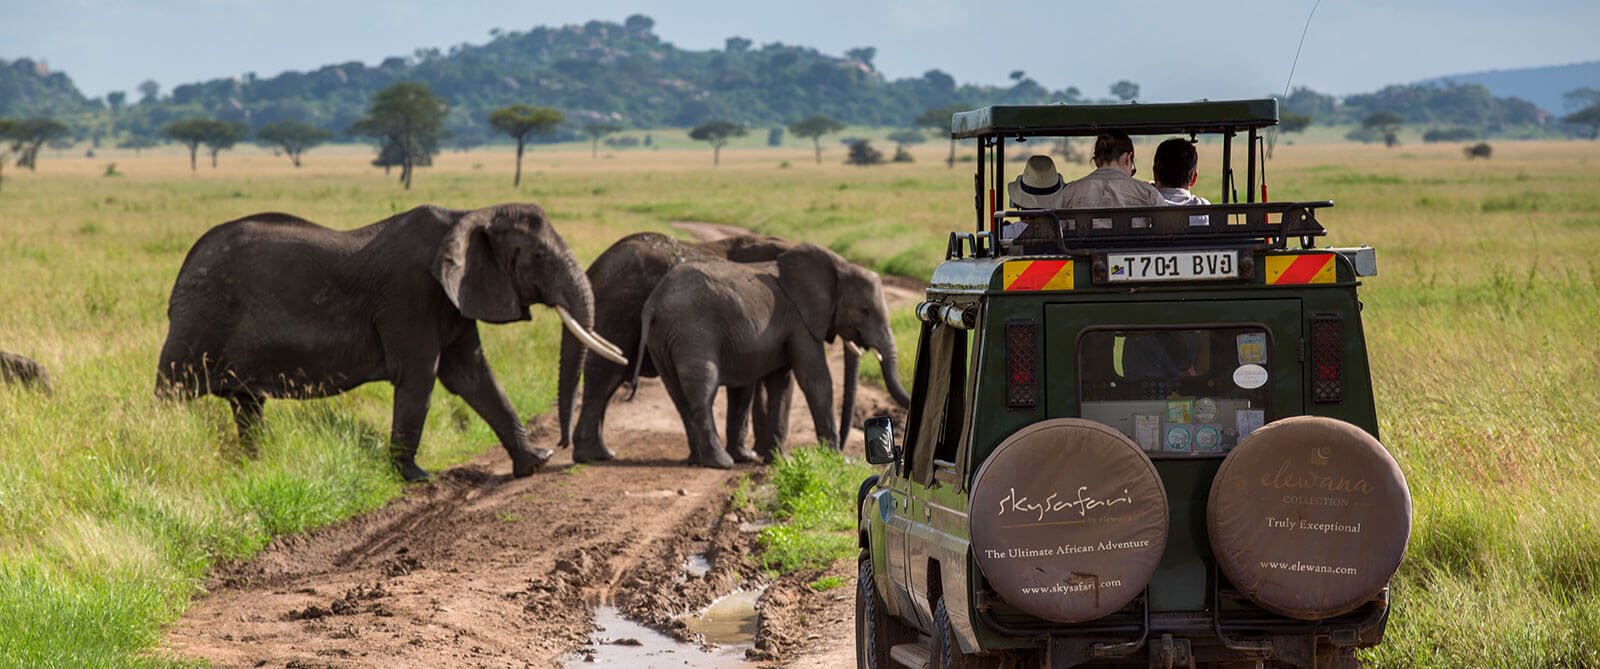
[
  {"left": 558, "top": 232, "right": 796, "bottom": 464},
  {"left": 634, "top": 243, "right": 909, "bottom": 469},
  {"left": 155, "top": 203, "right": 627, "bottom": 482}
]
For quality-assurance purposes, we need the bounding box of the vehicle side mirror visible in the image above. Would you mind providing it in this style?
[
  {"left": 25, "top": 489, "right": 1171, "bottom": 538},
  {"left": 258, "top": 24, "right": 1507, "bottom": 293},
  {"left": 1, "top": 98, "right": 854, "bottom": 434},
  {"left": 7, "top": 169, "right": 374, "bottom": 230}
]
[{"left": 864, "top": 415, "right": 897, "bottom": 465}]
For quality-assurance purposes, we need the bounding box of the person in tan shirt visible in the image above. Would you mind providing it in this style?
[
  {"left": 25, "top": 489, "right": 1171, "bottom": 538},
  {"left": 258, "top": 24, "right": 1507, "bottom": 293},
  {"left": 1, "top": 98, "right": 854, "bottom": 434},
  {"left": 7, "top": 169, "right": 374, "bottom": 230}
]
[{"left": 1059, "top": 130, "right": 1168, "bottom": 209}]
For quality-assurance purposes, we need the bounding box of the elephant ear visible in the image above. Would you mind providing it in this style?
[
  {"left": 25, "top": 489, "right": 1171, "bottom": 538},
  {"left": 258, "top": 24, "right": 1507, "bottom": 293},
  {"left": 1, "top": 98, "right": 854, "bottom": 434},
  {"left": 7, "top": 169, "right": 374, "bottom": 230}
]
[
  {"left": 431, "top": 208, "right": 530, "bottom": 323},
  {"left": 777, "top": 244, "right": 840, "bottom": 342}
]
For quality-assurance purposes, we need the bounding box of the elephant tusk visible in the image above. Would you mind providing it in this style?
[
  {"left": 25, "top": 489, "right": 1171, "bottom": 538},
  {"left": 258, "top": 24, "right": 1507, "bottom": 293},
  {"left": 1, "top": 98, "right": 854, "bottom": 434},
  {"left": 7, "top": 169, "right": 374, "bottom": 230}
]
[
  {"left": 844, "top": 341, "right": 860, "bottom": 356},
  {"left": 872, "top": 349, "right": 885, "bottom": 364},
  {"left": 555, "top": 306, "right": 629, "bottom": 366}
]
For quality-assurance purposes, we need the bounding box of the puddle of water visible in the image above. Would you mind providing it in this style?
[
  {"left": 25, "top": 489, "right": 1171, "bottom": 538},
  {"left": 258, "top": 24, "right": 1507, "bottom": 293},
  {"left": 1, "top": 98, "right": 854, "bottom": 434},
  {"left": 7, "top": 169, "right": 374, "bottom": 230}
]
[
  {"left": 563, "top": 606, "right": 752, "bottom": 668},
  {"left": 678, "top": 587, "right": 764, "bottom": 646},
  {"left": 685, "top": 553, "right": 712, "bottom": 578}
]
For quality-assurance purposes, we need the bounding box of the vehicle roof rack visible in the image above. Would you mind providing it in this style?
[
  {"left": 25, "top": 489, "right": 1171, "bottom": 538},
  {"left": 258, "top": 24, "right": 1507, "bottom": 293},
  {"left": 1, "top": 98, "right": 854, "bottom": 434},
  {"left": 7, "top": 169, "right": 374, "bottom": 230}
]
[
  {"left": 993, "top": 200, "right": 1331, "bottom": 255},
  {"left": 952, "top": 99, "right": 1278, "bottom": 139}
]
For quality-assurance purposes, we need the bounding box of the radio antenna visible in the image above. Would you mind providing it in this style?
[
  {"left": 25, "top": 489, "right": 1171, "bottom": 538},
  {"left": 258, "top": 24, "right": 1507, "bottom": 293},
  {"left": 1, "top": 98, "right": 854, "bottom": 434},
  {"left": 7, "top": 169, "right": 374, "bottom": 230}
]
[{"left": 1268, "top": 0, "right": 1322, "bottom": 157}]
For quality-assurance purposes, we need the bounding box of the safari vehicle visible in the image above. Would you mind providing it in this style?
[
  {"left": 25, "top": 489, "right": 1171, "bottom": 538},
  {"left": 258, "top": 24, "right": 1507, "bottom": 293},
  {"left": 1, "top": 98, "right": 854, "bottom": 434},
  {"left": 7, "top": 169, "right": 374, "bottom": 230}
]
[{"left": 855, "top": 99, "right": 1411, "bottom": 669}]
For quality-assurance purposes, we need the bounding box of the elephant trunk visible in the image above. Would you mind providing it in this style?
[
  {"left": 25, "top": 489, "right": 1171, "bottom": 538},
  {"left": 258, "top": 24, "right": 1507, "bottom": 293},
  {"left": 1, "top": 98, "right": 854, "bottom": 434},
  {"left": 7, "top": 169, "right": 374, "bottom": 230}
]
[
  {"left": 839, "top": 342, "right": 860, "bottom": 451},
  {"left": 555, "top": 327, "right": 583, "bottom": 447},
  {"left": 878, "top": 341, "right": 911, "bottom": 409},
  {"left": 550, "top": 256, "right": 626, "bottom": 367}
]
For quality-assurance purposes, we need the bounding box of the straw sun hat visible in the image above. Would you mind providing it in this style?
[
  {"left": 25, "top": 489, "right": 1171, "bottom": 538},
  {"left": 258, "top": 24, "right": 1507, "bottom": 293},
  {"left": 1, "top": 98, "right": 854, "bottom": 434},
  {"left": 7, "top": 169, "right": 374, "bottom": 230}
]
[{"left": 1007, "top": 155, "right": 1064, "bottom": 209}]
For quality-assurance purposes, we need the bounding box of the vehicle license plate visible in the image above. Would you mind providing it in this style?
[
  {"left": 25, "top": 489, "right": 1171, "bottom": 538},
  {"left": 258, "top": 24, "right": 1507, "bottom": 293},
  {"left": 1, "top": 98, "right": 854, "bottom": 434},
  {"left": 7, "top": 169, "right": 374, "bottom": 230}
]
[{"left": 1106, "top": 250, "right": 1238, "bottom": 282}]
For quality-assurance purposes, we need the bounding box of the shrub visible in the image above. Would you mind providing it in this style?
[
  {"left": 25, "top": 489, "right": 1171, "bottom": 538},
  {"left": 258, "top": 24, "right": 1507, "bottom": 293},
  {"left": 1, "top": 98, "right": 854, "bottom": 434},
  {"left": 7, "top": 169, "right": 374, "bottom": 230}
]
[{"left": 846, "top": 140, "right": 884, "bottom": 166}]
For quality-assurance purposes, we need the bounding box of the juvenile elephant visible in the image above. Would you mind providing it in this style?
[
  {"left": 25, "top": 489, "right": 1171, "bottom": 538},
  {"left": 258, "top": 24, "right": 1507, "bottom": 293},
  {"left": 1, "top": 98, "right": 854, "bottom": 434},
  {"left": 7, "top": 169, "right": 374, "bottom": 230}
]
[
  {"left": 156, "top": 203, "right": 626, "bottom": 482},
  {"left": 558, "top": 232, "right": 799, "bottom": 464},
  {"left": 634, "top": 243, "right": 909, "bottom": 469}
]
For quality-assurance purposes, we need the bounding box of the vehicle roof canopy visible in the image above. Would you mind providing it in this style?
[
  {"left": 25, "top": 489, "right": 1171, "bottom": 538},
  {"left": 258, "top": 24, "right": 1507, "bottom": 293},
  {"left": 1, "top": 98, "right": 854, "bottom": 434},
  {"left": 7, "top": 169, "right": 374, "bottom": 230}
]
[{"left": 950, "top": 98, "right": 1278, "bottom": 139}]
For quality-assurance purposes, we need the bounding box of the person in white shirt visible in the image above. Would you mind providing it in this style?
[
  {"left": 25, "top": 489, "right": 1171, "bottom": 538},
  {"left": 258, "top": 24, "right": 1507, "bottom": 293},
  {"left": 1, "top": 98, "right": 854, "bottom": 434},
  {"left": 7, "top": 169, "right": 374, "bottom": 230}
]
[{"left": 1152, "top": 138, "right": 1211, "bottom": 226}]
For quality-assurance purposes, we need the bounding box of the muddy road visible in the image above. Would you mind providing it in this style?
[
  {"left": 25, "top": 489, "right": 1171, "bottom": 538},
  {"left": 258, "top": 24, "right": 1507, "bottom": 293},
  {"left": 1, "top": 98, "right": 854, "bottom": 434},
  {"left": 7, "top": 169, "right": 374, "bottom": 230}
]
[{"left": 162, "top": 224, "right": 920, "bottom": 668}]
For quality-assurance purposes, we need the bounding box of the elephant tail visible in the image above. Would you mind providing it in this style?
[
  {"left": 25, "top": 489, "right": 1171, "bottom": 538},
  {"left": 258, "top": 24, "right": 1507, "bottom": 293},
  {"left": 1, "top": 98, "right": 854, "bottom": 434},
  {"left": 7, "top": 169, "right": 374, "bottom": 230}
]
[{"left": 627, "top": 303, "right": 651, "bottom": 401}]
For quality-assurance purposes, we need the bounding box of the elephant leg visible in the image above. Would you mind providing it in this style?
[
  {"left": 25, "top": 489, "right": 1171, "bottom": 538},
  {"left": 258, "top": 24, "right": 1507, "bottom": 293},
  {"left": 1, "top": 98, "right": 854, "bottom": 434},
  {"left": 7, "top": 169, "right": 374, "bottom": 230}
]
[
  {"left": 389, "top": 367, "right": 438, "bottom": 483},
  {"left": 724, "top": 385, "right": 758, "bottom": 464},
  {"left": 227, "top": 391, "right": 265, "bottom": 454},
  {"left": 572, "top": 356, "right": 627, "bottom": 463},
  {"left": 657, "top": 350, "right": 733, "bottom": 470},
  {"left": 787, "top": 340, "right": 837, "bottom": 449},
  {"left": 753, "top": 370, "right": 793, "bottom": 463},
  {"left": 439, "top": 329, "right": 550, "bottom": 478}
]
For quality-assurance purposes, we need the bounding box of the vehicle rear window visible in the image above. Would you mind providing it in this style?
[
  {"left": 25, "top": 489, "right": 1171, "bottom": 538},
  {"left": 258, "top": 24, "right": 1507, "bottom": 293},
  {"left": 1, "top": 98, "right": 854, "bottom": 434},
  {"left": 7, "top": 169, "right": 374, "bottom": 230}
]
[{"left": 1077, "top": 327, "right": 1271, "bottom": 456}]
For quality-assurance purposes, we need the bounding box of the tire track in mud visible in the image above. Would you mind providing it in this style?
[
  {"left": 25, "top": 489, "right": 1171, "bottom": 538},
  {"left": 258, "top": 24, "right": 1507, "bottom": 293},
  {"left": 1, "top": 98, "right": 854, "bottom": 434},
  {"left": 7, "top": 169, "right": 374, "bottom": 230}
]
[{"left": 161, "top": 223, "right": 921, "bottom": 668}]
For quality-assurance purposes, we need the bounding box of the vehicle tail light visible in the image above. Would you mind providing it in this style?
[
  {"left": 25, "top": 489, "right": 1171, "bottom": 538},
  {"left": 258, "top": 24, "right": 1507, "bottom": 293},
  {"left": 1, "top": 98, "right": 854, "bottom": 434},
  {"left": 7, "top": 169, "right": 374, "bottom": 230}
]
[
  {"left": 1005, "top": 318, "right": 1038, "bottom": 408},
  {"left": 1310, "top": 314, "right": 1343, "bottom": 404}
]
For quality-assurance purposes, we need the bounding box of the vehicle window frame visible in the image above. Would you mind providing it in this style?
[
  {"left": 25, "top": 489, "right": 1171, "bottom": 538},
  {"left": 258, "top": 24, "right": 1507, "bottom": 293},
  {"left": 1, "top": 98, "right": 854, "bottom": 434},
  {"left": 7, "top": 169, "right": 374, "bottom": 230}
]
[
  {"left": 897, "top": 319, "right": 936, "bottom": 479},
  {"left": 1074, "top": 321, "right": 1277, "bottom": 458},
  {"left": 910, "top": 322, "right": 962, "bottom": 486}
]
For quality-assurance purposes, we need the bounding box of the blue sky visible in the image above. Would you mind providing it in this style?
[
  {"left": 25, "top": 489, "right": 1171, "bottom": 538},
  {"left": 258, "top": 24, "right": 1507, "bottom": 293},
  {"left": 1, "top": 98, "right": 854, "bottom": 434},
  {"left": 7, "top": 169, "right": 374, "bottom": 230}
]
[{"left": 4, "top": 0, "right": 1597, "bottom": 103}]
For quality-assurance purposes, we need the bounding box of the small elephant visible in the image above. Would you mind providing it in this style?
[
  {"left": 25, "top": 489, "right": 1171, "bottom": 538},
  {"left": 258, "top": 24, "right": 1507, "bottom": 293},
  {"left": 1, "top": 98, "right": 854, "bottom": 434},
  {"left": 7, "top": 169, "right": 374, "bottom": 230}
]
[
  {"left": 634, "top": 243, "right": 909, "bottom": 468},
  {"left": 557, "top": 232, "right": 805, "bottom": 464},
  {"left": 155, "top": 203, "right": 627, "bottom": 482},
  {"left": 1, "top": 351, "right": 53, "bottom": 393}
]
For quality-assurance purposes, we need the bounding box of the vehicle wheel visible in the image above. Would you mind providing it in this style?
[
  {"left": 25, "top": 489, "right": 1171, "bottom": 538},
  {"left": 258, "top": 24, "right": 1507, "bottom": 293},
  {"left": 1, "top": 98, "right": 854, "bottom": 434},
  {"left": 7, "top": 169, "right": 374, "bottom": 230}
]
[
  {"left": 932, "top": 596, "right": 995, "bottom": 669},
  {"left": 857, "top": 550, "right": 914, "bottom": 668}
]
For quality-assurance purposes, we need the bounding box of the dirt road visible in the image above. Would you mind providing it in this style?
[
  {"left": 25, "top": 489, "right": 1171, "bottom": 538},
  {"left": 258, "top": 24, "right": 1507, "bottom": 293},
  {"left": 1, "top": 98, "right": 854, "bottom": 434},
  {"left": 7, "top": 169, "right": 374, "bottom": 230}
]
[{"left": 162, "top": 224, "right": 921, "bottom": 668}]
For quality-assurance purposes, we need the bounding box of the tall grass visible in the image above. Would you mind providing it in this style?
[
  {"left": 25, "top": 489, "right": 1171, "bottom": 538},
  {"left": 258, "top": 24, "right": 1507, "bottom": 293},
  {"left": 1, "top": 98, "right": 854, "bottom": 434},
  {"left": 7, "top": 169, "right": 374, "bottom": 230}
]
[
  {"left": 0, "top": 140, "right": 1597, "bottom": 665},
  {"left": 749, "top": 446, "right": 876, "bottom": 574}
]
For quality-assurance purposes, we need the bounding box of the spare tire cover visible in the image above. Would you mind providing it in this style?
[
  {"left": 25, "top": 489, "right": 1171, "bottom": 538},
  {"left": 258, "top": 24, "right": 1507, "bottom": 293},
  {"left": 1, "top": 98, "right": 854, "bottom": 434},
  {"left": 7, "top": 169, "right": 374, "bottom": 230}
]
[
  {"left": 969, "top": 418, "right": 1168, "bottom": 623},
  {"left": 1208, "top": 416, "right": 1411, "bottom": 620}
]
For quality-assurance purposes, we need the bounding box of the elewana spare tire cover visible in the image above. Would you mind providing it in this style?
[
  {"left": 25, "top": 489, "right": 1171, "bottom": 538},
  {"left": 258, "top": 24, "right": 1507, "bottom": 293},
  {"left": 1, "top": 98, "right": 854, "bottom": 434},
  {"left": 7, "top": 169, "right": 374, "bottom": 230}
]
[
  {"left": 1207, "top": 416, "right": 1411, "bottom": 620},
  {"left": 969, "top": 418, "right": 1168, "bottom": 623}
]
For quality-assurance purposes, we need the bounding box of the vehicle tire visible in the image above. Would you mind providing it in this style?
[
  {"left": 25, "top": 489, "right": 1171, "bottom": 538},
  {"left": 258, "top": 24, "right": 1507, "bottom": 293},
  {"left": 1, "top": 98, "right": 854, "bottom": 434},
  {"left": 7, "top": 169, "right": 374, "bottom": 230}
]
[
  {"left": 931, "top": 596, "right": 993, "bottom": 669},
  {"left": 1208, "top": 416, "right": 1411, "bottom": 620},
  {"left": 968, "top": 418, "right": 1169, "bottom": 623},
  {"left": 857, "top": 550, "right": 914, "bottom": 668}
]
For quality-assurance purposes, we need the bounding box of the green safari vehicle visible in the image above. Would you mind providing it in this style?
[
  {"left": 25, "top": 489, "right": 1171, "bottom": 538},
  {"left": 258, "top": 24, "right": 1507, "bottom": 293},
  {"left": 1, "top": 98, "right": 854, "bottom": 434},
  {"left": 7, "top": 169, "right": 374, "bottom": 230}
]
[{"left": 856, "top": 99, "right": 1412, "bottom": 668}]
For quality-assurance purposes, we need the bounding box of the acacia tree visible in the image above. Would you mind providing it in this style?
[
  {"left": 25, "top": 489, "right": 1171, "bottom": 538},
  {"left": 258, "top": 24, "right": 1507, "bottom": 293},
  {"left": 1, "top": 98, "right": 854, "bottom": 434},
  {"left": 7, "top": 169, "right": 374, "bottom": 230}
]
[
  {"left": 163, "top": 118, "right": 234, "bottom": 171},
  {"left": 915, "top": 104, "right": 967, "bottom": 168},
  {"left": 350, "top": 82, "right": 448, "bottom": 190},
  {"left": 688, "top": 120, "right": 745, "bottom": 166},
  {"left": 583, "top": 122, "right": 621, "bottom": 158},
  {"left": 255, "top": 120, "right": 336, "bottom": 167},
  {"left": 11, "top": 118, "right": 70, "bottom": 171},
  {"left": 888, "top": 129, "right": 925, "bottom": 162},
  {"left": 1363, "top": 111, "right": 1405, "bottom": 148},
  {"left": 487, "top": 104, "right": 563, "bottom": 186},
  {"left": 788, "top": 115, "right": 845, "bottom": 165},
  {"left": 1563, "top": 105, "right": 1600, "bottom": 140},
  {"left": 201, "top": 121, "right": 247, "bottom": 168},
  {"left": 1110, "top": 80, "right": 1140, "bottom": 101}
]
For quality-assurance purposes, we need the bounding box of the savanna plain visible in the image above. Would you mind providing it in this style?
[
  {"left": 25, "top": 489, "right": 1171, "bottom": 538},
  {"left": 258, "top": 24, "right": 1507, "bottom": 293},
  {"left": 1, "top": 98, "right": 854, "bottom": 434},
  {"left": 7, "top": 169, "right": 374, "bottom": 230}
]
[{"left": 1, "top": 138, "right": 1598, "bottom": 667}]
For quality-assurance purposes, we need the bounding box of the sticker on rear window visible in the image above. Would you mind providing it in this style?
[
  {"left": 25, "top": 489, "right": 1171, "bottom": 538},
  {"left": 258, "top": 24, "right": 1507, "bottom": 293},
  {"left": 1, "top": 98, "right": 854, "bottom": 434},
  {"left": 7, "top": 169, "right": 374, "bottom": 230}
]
[
  {"left": 1236, "top": 333, "right": 1266, "bottom": 365},
  {"left": 1233, "top": 364, "right": 1268, "bottom": 390},
  {"left": 1237, "top": 409, "right": 1265, "bottom": 437}
]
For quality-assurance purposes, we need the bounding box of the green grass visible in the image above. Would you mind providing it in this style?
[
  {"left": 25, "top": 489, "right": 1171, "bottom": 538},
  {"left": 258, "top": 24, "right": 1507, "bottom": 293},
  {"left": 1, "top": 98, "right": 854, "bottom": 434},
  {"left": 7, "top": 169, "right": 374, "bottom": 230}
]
[
  {"left": 2, "top": 139, "right": 1599, "bottom": 666},
  {"left": 749, "top": 446, "right": 876, "bottom": 574}
]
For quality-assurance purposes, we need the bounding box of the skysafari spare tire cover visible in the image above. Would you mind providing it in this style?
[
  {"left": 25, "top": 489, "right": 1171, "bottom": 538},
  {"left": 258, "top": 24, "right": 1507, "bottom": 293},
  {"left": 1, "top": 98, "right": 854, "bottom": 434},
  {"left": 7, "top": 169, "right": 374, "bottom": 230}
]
[
  {"left": 1208, "top": 416, "right": 1411, "bottom": 620},
  {"left": 969, "top": 418, "right": 1168, "bottom": 623}
]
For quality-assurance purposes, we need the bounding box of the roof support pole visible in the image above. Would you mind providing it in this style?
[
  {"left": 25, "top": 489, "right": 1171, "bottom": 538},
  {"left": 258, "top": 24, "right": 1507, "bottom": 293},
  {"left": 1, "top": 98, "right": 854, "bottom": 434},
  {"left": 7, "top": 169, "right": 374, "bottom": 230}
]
[
  {"left": 975, "top": 137, "right": 987, "bottom": 232},
  {"left": 1247, "top": 128, "right": 1258, "bottom": 203},
  {"left": 1221, "top": 130, "right": 1233, "bottom": 204}
]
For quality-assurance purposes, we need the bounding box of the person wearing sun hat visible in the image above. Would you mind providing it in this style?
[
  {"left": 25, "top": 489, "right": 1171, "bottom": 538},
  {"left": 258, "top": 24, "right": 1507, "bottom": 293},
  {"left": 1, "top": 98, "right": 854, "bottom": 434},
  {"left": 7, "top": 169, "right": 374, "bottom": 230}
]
[{"left": 1003, "top": 154, "right": 1065, "bottom": 239}]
